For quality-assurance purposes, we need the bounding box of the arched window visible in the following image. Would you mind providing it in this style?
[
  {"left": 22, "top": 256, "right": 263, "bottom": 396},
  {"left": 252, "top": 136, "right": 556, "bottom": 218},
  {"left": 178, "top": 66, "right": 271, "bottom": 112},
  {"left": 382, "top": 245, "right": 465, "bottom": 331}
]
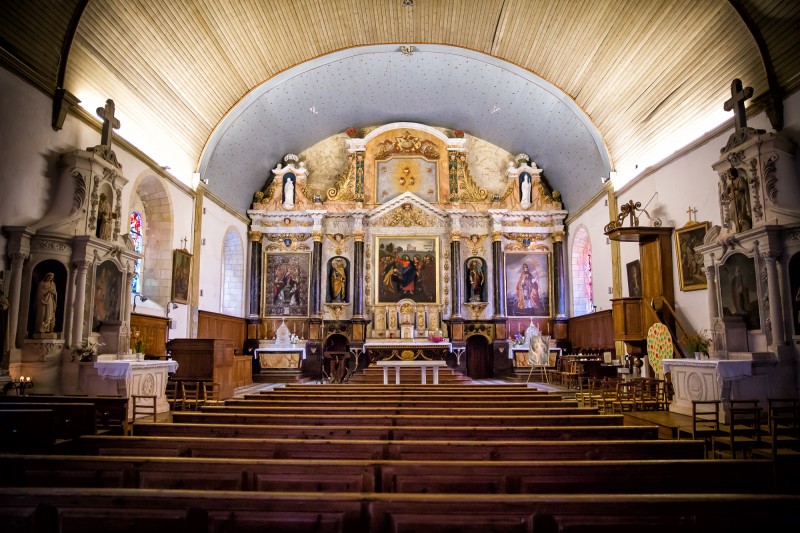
[
  {"left": 130, "top": 211, "right": 143, "bottom": 293},
  {"left": 221, "top": 228, "right": 244, "bottom": 316},
  {"left": 571, "top": 227, "right": 593, "bottom": 316}
]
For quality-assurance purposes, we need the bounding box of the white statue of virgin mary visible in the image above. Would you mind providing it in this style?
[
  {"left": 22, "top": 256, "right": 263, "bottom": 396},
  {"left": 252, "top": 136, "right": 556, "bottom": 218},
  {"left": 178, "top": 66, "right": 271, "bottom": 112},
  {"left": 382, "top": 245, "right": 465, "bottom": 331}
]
[
  {"left": 283, "top": 177, "right": 295, "bottom": 210},
  {"left": 520, "top": 174, "right": 532, "bottom": 209}
]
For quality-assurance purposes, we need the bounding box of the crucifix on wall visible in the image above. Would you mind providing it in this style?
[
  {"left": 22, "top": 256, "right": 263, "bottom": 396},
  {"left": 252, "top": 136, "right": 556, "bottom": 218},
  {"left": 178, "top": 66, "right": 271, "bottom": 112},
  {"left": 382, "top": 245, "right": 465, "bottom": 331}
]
[
  {"left": 724, "top": 79, "right": 754, "bottom": 132},
  {"left": 96, "top": 99, "right": 121, "bottom": 149}
]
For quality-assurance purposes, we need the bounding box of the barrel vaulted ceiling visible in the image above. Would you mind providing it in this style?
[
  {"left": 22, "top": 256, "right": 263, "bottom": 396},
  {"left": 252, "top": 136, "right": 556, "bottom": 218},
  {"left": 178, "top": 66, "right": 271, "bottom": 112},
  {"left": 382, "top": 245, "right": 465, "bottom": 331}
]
[{"left": 1, "top": 0, "right": 799, "bottom": 212}]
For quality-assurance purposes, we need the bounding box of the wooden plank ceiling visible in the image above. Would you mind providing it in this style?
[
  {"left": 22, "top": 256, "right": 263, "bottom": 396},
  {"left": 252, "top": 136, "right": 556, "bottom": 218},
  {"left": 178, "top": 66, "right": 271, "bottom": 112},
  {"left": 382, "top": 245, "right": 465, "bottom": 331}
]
[{"left": 3, "top": 0, "right": 800, "bottom": 208}]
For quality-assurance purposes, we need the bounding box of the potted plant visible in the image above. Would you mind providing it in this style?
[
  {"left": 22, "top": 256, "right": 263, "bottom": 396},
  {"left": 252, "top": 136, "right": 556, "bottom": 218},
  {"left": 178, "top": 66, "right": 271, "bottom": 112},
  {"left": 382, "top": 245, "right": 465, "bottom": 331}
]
[
  {"left": 681, "top": 330, "right": 711, "bottom": 359},
  {"left": 72, "top": 339, "right": 102, "bottom": 362}
]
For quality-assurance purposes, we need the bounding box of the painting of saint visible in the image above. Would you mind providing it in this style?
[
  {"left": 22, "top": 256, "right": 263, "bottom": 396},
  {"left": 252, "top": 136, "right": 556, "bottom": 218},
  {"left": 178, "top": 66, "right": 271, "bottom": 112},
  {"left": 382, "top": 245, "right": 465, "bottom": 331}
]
[
  {"left": 376, "top": 237, "right": 438, "bottom": 304},
  {"left": 171, "top": 249, "right": 192, "bottom": 304},
  {"left": 626, "top": 260, "right": 642, "bottom": 298},
  {"left": 93, "top": 260, "right": 122, "bottom": 331},
  {"left": 719, "top": 253, "right": 760, "bottom": 330},
  {"left": 675, "top": 222, "right": 709, "bottom": 291},
  {"left": 264, "top": 253, "right": 310, "bottom": 316},
  {"left": 505, "top": 253, "right": 550, "bottom": 317}
]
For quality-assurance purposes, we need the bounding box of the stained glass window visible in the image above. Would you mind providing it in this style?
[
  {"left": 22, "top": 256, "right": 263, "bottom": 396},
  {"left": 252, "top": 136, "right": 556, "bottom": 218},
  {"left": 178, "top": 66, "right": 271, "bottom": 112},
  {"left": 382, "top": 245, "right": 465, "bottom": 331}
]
[{"left": 130, "top": 211, "right": 143, "bottom": 293}]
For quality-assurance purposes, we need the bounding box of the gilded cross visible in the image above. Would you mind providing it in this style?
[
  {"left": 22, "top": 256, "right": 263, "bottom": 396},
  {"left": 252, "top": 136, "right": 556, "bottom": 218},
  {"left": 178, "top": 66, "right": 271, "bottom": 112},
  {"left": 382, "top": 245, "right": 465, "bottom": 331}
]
[
  {"left": 96, "top": 99, "right": 121, "bottom": 149},
  {"left": 723, "top": 79, "right": 753, "bottom": 132}
]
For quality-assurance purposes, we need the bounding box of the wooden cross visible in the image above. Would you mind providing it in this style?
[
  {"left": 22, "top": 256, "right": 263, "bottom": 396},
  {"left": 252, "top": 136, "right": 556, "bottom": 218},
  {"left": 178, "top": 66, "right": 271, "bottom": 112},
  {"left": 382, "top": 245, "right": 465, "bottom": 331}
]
[
  {"left": 686, "top": 206, "right": 697, "bottom": 223},
  {"left": 96, "top": 99, "right": 121, "bottom": 148},
  {"left": 180, "top": 237, "right": 188, "bottom": 249},
  {"left": 723, "top": 79, "right": 753, "bottom": 131}
]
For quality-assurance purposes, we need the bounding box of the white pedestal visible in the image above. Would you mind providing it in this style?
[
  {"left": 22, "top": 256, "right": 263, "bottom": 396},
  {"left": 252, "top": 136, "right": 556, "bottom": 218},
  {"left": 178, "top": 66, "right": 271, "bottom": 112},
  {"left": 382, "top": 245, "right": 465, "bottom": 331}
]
[
  {"left": 79, "top": 360, "right": 178, "bottom": 419},
  {"left": 663, "top": 359, "right": 751, "bottom": 423}
]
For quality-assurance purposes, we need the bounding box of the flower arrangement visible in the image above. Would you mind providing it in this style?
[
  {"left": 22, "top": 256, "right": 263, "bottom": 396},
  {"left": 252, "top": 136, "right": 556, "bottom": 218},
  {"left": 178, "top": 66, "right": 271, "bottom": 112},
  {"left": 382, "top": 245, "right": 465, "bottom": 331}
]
[
  {"left": 511, "top": 333, "right": 525, "bottom": 347},
  {"left": 72, "top": 339, "right": 103, "bottom": 362},
  {"left": 453, "top": 129, "right": 464, "bottom": 138},
  {"left": 345, "top": 127, "right": 359, "bottom": 138},
  {"left": 680, "top": 329, "right": 711, "bottom": 356}
]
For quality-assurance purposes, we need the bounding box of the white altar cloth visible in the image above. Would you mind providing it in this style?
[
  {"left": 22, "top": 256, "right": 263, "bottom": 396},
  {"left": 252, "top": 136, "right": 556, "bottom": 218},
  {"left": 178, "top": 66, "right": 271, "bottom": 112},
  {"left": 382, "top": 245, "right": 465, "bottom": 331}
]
[
  {"left": 94, "top": 360, "right": 179, "bottom": 380},
  {"left": 376, "top": 360, "right": 448, "bottom": 385},
  {"left": 662, "top": 358, "right": 752, "bottom": 423}
]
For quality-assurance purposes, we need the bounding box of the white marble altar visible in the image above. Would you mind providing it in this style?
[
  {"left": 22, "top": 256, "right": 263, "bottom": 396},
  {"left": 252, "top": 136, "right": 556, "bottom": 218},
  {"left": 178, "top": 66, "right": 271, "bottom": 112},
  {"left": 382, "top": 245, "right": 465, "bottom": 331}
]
[
  {"left": 79, "top": 360, "right": 177, "bottom": 419},
  {"left": 254, "top": 343, "right": 306, "bottom": 369},
  {"left": 663, "top": 358, "right": 752, "bottom": 423}
]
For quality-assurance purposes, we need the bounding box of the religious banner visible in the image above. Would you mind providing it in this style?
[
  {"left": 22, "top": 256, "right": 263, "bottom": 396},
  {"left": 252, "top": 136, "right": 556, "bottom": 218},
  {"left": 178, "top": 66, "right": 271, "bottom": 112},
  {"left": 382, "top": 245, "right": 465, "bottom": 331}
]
[
  {"left": 505, "top": 252, "right": 551, "bottom": 317},
  {"left": 263, "top": 252, "right": 311, "bottom": 317},
  {"left": 375, "top": 237, "right": 439, "bottom": 304}
]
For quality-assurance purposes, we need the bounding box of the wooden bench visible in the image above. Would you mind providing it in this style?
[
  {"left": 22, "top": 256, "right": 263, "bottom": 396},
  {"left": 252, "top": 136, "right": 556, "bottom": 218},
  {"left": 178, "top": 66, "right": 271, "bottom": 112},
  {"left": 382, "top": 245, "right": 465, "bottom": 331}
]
[
  {"left": 170, "top": 412, "right": 623, "bottom": 427},
  {"left": 1, "top": 488, "right": 798, "bottom": 532},
  {"left": 0, "top": 410, "right": 55, "bottom": 453},
  {"left": 198, "top": 405, "right": 597, "bottom": 416},
  {"left": 66, "top": 435, "right": 705, "bottom": 461},
  {"left": 132, "top": 421, "right": 660, "bottom": 441},
  {"left": 0, "top": 395, "right": 129, "bottom": 435},
  {"left": 0, "top": 403, "right": 97, "bottom": 440},
  {"left": 0, "top": 454, "right": 781, "bottom": 494}
]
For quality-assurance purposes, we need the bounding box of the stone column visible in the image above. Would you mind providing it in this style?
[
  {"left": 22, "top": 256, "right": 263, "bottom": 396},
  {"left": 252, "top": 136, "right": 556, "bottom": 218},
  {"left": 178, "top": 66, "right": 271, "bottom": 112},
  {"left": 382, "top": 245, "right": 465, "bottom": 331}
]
[
  {"left": 71, "top": 260, "right": 89, "bottom": 345},
  {"left": 449, "top": 211, "right": 464, "bottom": 318},
  {"left": 762, "top": 252, "right": 786, "bottom": 346},
  {"left": 352, "top": 216, "right": 365, "bottom": 318},
  {"left": 248, "top": 231, "right": 263, "bottom": 317},
  {"left": 706, "top": 265, "right": 720, "bottom": 320},
  {"left": 64, "top": 265, "right": 77, "bottom": 347},
  {"left": 7, "top": 252, "right": 28, "bottom": 350},
  {"left": 311, "top": 237, "right": 323, "bottom": 317},
  {"left": 552, "top": 232, "right": 566, "bottom": 318},
  {"left": 123, "top": 270, "right": 134, "bottom": 320},
  {"left": 489, "top": 212, "right": 506, "bottom": 318}
]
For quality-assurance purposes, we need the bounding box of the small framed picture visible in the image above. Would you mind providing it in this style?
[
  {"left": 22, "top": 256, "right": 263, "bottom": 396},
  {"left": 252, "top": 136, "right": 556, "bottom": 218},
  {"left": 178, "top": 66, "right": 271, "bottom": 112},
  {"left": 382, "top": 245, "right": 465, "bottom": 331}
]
[
  {"left": 675, "top": 221, "right": 709, "bottom": 291},
  {"left": 171, "top": 249, "right": 192, "bottom": 304}
]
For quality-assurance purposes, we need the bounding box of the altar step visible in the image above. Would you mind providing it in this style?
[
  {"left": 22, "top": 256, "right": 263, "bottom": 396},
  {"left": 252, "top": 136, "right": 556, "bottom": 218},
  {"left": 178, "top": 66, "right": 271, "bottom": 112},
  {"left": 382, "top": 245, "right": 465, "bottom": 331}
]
[
  {"left": 349, "top": 365, "right": 472, "bottom": 385},
  {"left": 253, "top": 370, "right": 311, "bottom": 384}
]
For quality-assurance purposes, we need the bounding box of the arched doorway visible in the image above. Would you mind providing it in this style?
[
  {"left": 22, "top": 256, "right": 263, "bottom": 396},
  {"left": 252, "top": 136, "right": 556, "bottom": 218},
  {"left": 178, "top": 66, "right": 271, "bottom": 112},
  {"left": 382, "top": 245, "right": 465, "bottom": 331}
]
[{"left": 466, "top": 335, "right": 492, "bottom": 379}]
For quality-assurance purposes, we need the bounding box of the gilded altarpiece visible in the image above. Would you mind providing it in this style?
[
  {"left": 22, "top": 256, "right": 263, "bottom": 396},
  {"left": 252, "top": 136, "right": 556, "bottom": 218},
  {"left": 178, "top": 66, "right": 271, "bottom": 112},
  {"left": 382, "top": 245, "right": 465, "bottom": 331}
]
[{"left": 247, "top": 123, "right": 567, "bottom": 379}]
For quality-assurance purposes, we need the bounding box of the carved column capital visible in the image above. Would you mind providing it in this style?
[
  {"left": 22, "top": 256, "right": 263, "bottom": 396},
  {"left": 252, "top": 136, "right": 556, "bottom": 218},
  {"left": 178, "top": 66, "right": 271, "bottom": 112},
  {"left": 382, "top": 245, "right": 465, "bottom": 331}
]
[
  {"left": 551, "top": 231, "right": 565, "bottom": 243},
  {"left": 760, "top": 251, "right": 781, "bottom": 263},
  {"left": 353, "top": 231, "right": 365, "bottom": 242},
  {"left": 10, "top": 252, "right": 29, "bottom": 268},
  {"left": 248, "top": 230, "right": 262, "bottom": 242},
  {"left": 73, "top": 260, "right": 90, "bottom": 272}
]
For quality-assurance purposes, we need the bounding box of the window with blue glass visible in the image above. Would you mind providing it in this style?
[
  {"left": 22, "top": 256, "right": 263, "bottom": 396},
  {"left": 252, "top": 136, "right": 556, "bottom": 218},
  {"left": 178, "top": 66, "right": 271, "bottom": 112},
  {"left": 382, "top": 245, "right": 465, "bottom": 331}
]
[{"left": 130, "top": 211, "right": 143, "bottom": 293}]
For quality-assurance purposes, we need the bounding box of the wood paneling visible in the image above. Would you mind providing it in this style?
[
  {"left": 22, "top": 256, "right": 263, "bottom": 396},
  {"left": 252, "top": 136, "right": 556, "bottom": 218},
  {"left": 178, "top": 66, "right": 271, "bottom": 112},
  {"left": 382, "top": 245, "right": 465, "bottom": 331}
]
[
  {"left": 197, "top": 311, "right": 246, "bottom": 354},
  {"left": 130, "top": 313, "right": 169, "bottom": 357},
  {"left": 568, "top": 310, "right": 613, "bottom": 352},
  {"left": 166, "top": 339, "right": 236, "bottom": 400},
  {"left": 233, "top": 356, "right": 252, "bottom": 388}
]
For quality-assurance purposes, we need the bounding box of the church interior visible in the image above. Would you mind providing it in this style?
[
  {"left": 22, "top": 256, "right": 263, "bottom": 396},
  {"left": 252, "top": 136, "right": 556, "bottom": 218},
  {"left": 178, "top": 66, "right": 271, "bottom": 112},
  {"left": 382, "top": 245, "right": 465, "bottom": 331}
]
[{"left": 2, "top": 0, "right": 800, "bottom": 529}]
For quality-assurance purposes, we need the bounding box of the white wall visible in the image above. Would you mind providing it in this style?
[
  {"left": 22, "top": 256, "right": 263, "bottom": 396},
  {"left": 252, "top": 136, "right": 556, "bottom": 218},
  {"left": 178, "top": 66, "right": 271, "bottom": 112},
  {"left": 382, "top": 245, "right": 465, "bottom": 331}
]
[
  {"left": 568, "top": 91, "right": 800, "bottom": 334},
  {"left": 198, "top": 198, "right": 248, "bottom": 316}
]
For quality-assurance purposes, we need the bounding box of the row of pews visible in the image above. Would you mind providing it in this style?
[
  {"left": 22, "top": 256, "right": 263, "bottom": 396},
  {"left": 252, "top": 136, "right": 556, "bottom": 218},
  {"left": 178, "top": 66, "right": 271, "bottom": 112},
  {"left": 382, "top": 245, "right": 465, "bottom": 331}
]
[{"left": 2, "top": 383, "right": 799, "bottom": 532}]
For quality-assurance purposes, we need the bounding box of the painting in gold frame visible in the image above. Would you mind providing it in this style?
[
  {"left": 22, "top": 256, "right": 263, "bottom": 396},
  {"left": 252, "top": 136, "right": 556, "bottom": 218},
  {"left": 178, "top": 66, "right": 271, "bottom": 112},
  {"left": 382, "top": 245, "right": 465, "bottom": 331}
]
[
  {"left": 171, "top": 249, "right": 192, "bottom": 304},
  {"left": 675, "top": 221, "right": 709, "bottom": 291},
  {"left": 375, "top": 236, "right": 439, "bottom": 304},
  {"left": 505, "top": 252, "right": 551, "bottom": 317},
  {"left": 262, "top": 252, "right": 311, "bottom": 317}
]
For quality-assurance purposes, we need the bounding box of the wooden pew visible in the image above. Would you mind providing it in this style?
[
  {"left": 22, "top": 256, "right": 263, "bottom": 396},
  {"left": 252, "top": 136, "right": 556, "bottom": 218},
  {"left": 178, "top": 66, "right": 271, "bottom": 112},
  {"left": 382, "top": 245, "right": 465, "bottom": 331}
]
[
  {"left": 198, "top": 405, "right": 597, "bottom": 416},
  {"left": 67, "top": 435, "right": 705, "bottom": 461},
  {"left": 0, "top": 403, "right": 96, "bottom": 440},
  {"left": 0, "top": 454, "right": 781, "bottom": 494},
  {"left": 132, "top": 422, "right": 660, "bottom": 441},
  {"left": 2, "top": 488, "right": 798, "bottom": 532},
  {"left": 0, "top": 395, "right": 129, "bottom": 435},
  {"left": 0, "top": 410, "right": 55, "bottom": 453},
  {"left": 171, "top": 412, "right": 622, "bottom": 427}
]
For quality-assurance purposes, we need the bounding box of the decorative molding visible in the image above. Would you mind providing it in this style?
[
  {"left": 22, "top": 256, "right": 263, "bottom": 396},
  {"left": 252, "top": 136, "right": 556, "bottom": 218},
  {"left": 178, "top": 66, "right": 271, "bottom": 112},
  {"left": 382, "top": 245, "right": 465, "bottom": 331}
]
[
  {"left": 327, "top": 154, "right": 356, "bottom": 201},
  {"left": 374, "top": 131, "right": 440, "bottom": 160},
  {"left": 34, "top": 240, "right": 69, "bottom": 252},
  {"left": 763, "top": 153, "right": 779, "bottom": 205},
  {"left": 504, "top": 233, "right": 549, "bottom": 252},
  {"left": 71, "top": 170, "right": 86, "bottom": 216},
  {"left": 464, "top": 234, "right": 488, "bottom": 256},
  {"left": 374, "top": 203, "right": 437, "bottom": 227},
  {"left": 325, "top": 233, "right": 351, "bottom": 256},
  {"left": 748, "top": 158, "right": 763, "bottom": 221},
  {"left": 455, "top": 153, "right": 488, "bottom": 202}
]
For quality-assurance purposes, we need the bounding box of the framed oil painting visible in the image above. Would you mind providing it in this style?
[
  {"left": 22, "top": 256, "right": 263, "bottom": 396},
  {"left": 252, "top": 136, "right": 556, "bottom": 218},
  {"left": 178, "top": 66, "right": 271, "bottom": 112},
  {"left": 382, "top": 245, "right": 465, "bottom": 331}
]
[
  {"left": 171, "top": 249, "right": 192, "bottom": 304},
  {"left": 376, "top": 236, "right": 439, "bottom": 304},
  {"left": 505, "top": 252, "right": 551, "bottom": 317},
  {"left": 626, "top": 259, "right": 642, "bottom": 298},
  {"left": 675, "top": 221, "right": 709, "bottom": 291},
  {"left": 263, "top": 252, "right": 311, "bottom": 317},
  {"left": 719, "top": 253, "right": 761, "bottom": 330}
]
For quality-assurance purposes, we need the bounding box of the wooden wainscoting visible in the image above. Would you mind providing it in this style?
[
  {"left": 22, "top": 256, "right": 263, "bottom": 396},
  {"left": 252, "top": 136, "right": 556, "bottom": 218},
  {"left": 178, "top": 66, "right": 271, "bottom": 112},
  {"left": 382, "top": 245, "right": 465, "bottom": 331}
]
[
  {"left": 568, "top": 310, "right": 614, "bottom": 352},
  {"left": 234, "top": 355, "right": 253, "bottom": 387},
  {"left": 130, "top": 313, "right": 169, "bottom": 357},
  {"left": 198, "top": 310, "right": 246, "bottom": 354}
]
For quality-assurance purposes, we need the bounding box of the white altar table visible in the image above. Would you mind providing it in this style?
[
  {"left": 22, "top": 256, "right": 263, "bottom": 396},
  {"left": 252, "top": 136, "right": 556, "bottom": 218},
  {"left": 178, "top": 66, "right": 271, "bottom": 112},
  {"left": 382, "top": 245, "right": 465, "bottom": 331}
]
[
  {"left": 376, "top": 360, "right": 448, "bottom": 385},
  {"left": 79, "top": 360, "right": 178, "bottom": 419},
  {"left": 662, "top": 359, "right": 752, "bottom": 423},
  {"left": 254, "top": 344, "right": 306, "bottom": 370}
]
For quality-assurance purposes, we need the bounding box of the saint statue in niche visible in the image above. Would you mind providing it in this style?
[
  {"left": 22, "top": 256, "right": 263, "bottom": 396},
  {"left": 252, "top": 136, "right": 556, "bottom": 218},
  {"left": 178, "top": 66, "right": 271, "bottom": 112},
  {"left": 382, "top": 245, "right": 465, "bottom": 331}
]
[
  {"left": 520, "top": 173, "right": 532, "bottom": 209},
  {"left": 97, "top": 193, "right": 114, "bottom": 240},
  {"left": 329, "top": 257, "right": 347, "bottom": 303},
  {"left": 35, "top": 272, "right": 57, "bottom": 334},
  {"left": 282, "top": 176, "right": 295, "bottom": 210},
  {"left": 467, "top": 258, "right": 485, "bottom": 302},
  {"left": 723, "top": 168, "right": 752, "bottom": 233}
]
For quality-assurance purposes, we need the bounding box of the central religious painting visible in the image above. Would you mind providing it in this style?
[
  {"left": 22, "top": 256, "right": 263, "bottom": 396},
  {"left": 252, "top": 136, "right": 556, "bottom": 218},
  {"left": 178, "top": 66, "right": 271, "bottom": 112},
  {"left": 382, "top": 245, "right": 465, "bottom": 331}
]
[
  {"left": 373, "top": 131, "right": 440, "bottom": 204},
  {"left": 376, "top": 236, "right": 439, "bottom": 304}
]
